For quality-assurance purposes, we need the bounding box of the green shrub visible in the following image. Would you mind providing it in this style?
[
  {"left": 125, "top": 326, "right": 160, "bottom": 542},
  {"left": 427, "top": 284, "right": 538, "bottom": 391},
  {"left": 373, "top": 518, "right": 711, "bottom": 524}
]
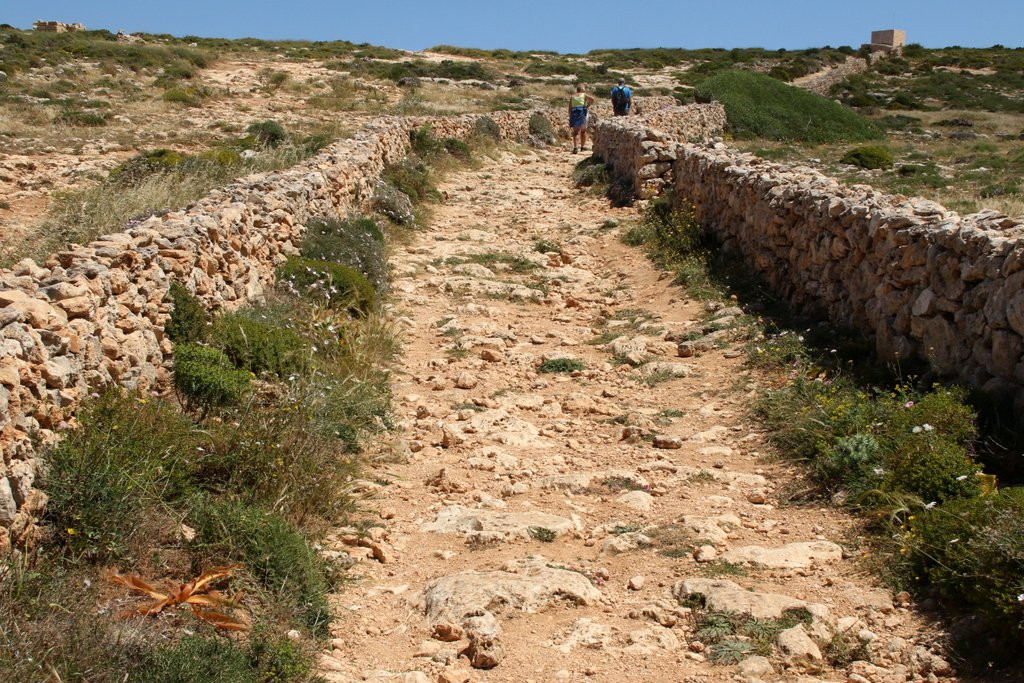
[
  {"left": 572, "top": 157, "right": 610, "bottom": 188},
  {"left": 538, "top": 358, "right": 586, "bottom": 374},
  {"left": 247, "top": 630, "right": 313, "bottom": 682},
  {"left": 276, "top": 256, "right": 377, "bottom": 314},
  {"left": 909, "top": 488, "right": 1024, "bottom": 633},
  {"left": 380, "top": 158, "right": 437, "bottom": 203},
  {"left": 146, "top": 635, "right": 253, "bottom": 683},
  {"left": 694, "top": 70, "right": 883, "bottom": 143},
  {"left": 246, "top": 120, "right": 288, "bottom": 148},
  {"left": 166, "top": 282, "right": 209, "bottom": 343},
  {"left": 443, "top": 137, "right": 471, "bottom": 160},
  {"left": 646, "top": 197, "right": 709, "bottom": 260},
  {"left": 173, "top": 344, "right": 251, "bottom": 413},
  {"left": 301, "top": 216, "right": 389, "bottom": 292},
  {"left": 190, "top": 499, "right": 332, "bottom": 635},
  {"left": 758, "top": 381, "right": 981, "bottom": 504},
  {"left": 145, "top": 631, "right": 311, "bottom": 683},
  {"left": 162, "top": 86, "right": 205, "bottom": 106},
  {"left": 109, "top": 148, "right": 187, "bottom": 186},
  {"left": 472, "top": 115, "right": 501, "bottom": 142},
  {"left": 528, "top": 112, "right": 556, "bottom": 141},
  {"left": 841, "top": 145, "right": 894, "bottom": 169},
  {"left": 54, "top": 109, "right": 108, "bottom": 126},
  {"left": 211, "top": 312, "right": 309, "bottom": 378},
  {"left": 409, "top": 124, "right": 442, "bottom": 157},
  {"left": 43, "top": 391, "right": 198, "bottom": 561}
]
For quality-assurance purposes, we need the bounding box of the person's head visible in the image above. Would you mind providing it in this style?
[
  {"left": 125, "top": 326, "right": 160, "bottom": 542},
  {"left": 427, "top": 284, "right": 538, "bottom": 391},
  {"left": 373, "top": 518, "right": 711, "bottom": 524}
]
[
  {"left": 617, "top": 78, "right": 625, "bottom": 86},
  {"left": 575, "top": 84, "right": 585, "bottom": 93}
]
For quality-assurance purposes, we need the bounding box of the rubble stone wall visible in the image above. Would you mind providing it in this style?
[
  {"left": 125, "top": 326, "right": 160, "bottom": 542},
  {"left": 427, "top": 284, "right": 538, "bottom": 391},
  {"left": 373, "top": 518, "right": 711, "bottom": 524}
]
[
  {"left": 673, "top": 145, "right": 1024, "bottom": 400},
  {"left": 0, "top": 107, "right": 604, "bottom": 550},
  {"left": 591, "top": 104, "right": 727, "bottom": 198},
  {"left": 593, "top": 107, "right": 1024, "bottom": 405},
  {"left": 792, "top": 56, "right": 869, "bottom": 95}
]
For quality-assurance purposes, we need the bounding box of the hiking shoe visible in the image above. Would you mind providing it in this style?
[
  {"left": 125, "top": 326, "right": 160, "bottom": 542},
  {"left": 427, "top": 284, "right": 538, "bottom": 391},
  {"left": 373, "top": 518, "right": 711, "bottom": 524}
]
[{"left": 572, "top": 147, "right": 578, "bottom": 154}]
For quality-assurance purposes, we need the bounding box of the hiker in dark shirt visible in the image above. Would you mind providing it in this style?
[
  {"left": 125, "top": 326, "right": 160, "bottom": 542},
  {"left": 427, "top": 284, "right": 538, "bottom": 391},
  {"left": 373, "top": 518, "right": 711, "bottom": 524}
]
[{"left": 611, "top": 78, "right": 632, "bottom": 116}]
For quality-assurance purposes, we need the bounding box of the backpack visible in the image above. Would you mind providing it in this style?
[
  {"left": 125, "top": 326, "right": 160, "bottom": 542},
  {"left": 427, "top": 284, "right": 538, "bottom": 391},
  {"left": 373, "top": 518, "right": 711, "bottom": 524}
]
[{"left": 611, "top": 86, "right": 630, "bottom": 113}]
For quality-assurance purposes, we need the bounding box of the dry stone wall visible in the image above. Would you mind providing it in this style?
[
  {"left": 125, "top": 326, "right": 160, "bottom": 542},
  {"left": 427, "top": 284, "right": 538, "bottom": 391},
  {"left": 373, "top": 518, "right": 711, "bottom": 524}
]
[
  {"left": 591, "top": 104, "right": 727, "bottom": 198},
  {"left": 0, "top": 107, "right": 591, "bottom": 552},
  {"left": 792, "top": 56, "right": 869, "bottom": 95},
  {"left": 592, "top": 107, "right": 1024, "bottom": 406}
]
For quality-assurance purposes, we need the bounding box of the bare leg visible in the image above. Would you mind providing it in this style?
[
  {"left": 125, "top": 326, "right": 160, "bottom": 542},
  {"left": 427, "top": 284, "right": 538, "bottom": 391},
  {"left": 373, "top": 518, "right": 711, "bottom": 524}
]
[{"left": 580, "top": 129, "right": 587, "bottom": 151}]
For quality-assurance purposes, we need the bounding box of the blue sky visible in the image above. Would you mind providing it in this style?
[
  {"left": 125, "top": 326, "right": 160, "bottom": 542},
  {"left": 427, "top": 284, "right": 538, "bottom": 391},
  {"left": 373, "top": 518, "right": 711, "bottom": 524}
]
[{"left": 4, "top": 1, "right": 1022, "bottom": 53}]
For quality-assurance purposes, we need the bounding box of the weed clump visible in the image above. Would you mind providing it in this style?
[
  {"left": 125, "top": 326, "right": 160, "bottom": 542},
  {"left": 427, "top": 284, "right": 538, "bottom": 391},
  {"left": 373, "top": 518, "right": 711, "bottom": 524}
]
[
  {"left": 162, "top": 85, "right": 207, "bottom": 106},
  {"left": 841, "top": 145, "right": 894, "bottom": 169},
  {"left": 472, "top": 115, "right": 501, "bottom": 142},
  {"left": 301, "top": 216, "right": 389, "bottom": 292},
  {"left": 528, "top": 112, "right": 557, "bottom": 143},
  {"left": 190, "top": 499, "right": 332, "bottom": 634},
  {"left": 538, "top": 358, "right": 586, "bottom": 374},
  {"left": 146, "top": 630, "right": 313, "bottom": 683},
  {"left": 246, "top": 120, "right": 288, "bottom": 148},
  {"left": 572, "top": 156, "right": 610, "bottom": 188},
  {"left": 211, "top": 311, "right": 309, "bottom": 379},
  {"left": 276, "top": 256, "right": 377, "bottom": 315},
  {"left": 54, "top": 108, "right": 108, "bottom": 126},
  {"left": 381, "top": 157, "right": 438, "bottom": 203},
  {"left": 43, "top": 391, "right": 198, "bottom": 561},
  {"left": 908, "top": 488, "right": 1024, "bottom": 633}
]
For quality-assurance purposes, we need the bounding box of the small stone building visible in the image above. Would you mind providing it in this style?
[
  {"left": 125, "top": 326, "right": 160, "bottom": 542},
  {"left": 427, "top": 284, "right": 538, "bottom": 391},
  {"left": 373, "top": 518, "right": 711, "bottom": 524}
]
[
  {"left": 32, "top": 21, "right": 86, "bottom": 33},
  {"left": 863, "top": 29, "right": 906, "bottom": 55}
]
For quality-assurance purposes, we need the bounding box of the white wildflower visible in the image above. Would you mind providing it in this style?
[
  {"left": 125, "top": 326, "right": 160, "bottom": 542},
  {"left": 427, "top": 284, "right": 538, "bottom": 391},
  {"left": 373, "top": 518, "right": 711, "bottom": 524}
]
[
  {"left": 912, "top": 426, "right": 923, "bottom": 434},
  {"left": 923, "top": 423, "right": 935, "bottom": 432},
  {"left": 956, "top": 475, "right": 969, "bottom": 481},
  {"left": 924, "top": 501, "right": 937, "bottom": 510}
]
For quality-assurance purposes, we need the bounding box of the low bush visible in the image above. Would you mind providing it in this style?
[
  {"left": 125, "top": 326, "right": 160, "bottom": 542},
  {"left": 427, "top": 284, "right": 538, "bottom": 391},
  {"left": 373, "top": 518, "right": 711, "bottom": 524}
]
[
  {"left": 173, "top": 343, "right": 251, "bottom": 414},
  {"left": 301, "top": 216, "right": 388, "bottom": 292},
  {"left": 162, "top": 85, "right": 206, "bottom": 106},
  {"left": 758, "top": 381, "right": 981, "bottom": 504},
  {"left": 276, "top": 256, "right": 377, "bottom": 315},
  {"left": 146, "top": 630, "right": 312, "bottom": 683},
  {"left": 54, "top": 108, "right": 108, "bottom": 126},
  {"left": 443, "top": 137, "right": 471, "bottom": 160},
  {"left": 211, "top": 311, "right": 309, "bottom": 379},
  {"left": 246, "top": 120, "right": 288, "bottom": 148},
  {"left": 372, "top": 181, "right": 415, "bottom": 224},
  {"left": 528, "top": 112, "right": 556, "bottom": 142},
  {"left": 109, "top": 148, "right": 187, "bottom": 187},
  {"left": 43, "top": 391, "right": 198, "bottom": 561},
  {"left": 472, "top": 115, "right": 501, "bottom": 142},
  {"left": 380, "top": 157, "right": 437, "bottom": 203},
  {"left": 646, "top": 196, "right": 709, "bottom": 260},
  {"left": 166, "top": 281, "right": 209, "bottom": 343},
  {"left": 694, "top": 70, "right": 883, "bottom": 143},
  {"left": 189, "top": 499, "right": 332, "bottom": 634},
  {"left": 572, "top": 156, "right": 610, "bottom": 188},
  {"left": 841, "top": 145, "right": 894, "bottom": 169},
  {"left": 908, "top": 488, "right": 1024, "bottom": 633},
  {"left": 538, "top": 358, "right": 586, "bottom": 374}
]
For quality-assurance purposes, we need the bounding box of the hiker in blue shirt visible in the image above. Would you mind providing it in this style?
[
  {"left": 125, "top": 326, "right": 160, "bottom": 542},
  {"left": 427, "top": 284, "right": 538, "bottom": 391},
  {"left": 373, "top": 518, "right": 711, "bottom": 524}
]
[{"left": 611, "top": 78, "right": 632, "bottom": 116}]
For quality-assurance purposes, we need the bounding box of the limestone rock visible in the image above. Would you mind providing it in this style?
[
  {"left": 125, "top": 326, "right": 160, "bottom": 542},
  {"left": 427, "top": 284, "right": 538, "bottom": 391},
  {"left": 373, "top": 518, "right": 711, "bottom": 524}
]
[
  {"left": 416, "top": 555, "right": 602, "bottom": 624},
  {"left": 720, "top": 541, "right": 843, "bottom": 569}
]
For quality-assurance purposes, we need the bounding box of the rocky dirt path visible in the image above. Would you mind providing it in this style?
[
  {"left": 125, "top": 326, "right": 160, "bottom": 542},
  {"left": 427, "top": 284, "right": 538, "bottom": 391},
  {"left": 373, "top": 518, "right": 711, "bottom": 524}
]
[{"left": 318, "top": 147, "right": 955, "bottom": 683}]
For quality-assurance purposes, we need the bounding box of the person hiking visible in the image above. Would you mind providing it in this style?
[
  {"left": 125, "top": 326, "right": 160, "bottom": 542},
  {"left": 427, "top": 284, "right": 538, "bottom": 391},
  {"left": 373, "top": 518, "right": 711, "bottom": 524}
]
[
  {"left": 611, "top": 78, "right": 632, "bottom": 116},
  {"left": 568, "top": 84, "right": 595, "bottom": 154}
]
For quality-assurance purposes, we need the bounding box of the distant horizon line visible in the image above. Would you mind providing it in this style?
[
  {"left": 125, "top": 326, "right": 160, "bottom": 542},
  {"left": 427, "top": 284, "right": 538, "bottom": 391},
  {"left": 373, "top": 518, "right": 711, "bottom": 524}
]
[{"left": 7, "top": 21, "right": 1024, "bottom": 53}]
